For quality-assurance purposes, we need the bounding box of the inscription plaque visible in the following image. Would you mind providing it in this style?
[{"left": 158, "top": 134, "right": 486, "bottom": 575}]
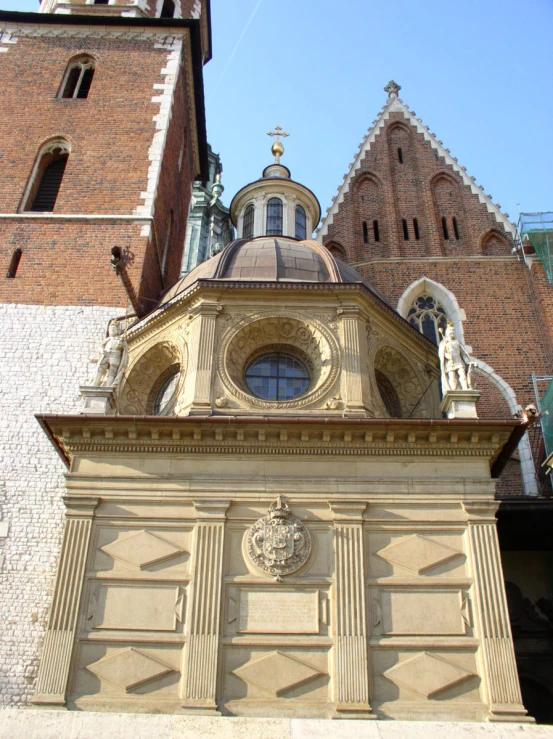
[{"left": 239, "top": 590, "right": 319, "bottom": 634}]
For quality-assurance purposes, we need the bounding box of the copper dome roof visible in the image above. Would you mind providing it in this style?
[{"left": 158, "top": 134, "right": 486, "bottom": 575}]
[{"left": 159, "top": 236, "right": 390, "bottom": 306}]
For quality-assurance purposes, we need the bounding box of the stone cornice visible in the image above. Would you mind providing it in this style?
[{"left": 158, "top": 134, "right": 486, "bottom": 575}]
[{"left": 37, "top": 414, "right": 521, "bottom": 472}]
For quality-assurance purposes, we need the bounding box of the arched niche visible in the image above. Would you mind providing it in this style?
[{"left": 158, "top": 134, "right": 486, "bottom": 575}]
[
  {"left": 373, "top": 345, "right": 427, "bottom": 419},
  {"left": 480, "top": 228, "right": 513, "bottom": 257},
  {"left": 430, "top": 172, "right": 465, "bottom": 255},
  {"left": 353, "top": 172, "right": 385, "bottom": 254},
  {"left": 325, "top": 240, "right": 347, "bottom": 261},
  {"left": 120, "top": 340, "right": 186, "bottom": 415}
]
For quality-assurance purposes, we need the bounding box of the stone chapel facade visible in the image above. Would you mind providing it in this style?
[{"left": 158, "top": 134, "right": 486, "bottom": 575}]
[{"left": 0, "top": 0, "right": 552, "bottom": 730}]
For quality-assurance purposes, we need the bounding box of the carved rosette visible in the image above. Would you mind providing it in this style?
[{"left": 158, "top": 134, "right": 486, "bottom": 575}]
[{"left": 246, "top": 496, "right": 312, "bottom": 581}]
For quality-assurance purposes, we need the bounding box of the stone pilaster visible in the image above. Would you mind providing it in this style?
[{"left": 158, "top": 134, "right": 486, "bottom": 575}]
[
  {"left": 329, "top": 502, "right": 374, "bottom": 719},
  {"left": 180, "top": 301, "right": 221, "bottom": 415},
  {"left": 338, "top": 307, "right": 373, "bottom": 417},
  {"left": 463, "top": 502, "right": 532, "bottom": 723},
  {"left": 182, "top": 500, "right": 230, "bottom": 714},
  {"left": 32, "top": 496, "right": 98, "bottom": 707}
]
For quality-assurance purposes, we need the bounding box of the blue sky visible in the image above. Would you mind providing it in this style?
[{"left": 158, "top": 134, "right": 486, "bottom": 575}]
[{"left": 3, "top": 0, "right": 552, "bottom": 228}]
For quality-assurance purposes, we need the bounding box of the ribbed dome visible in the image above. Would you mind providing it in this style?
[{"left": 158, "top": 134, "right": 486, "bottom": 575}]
[{"left": 160, "top": 236, "right": 389, "bottom": 306}]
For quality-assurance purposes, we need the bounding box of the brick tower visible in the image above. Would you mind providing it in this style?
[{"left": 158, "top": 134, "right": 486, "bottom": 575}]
[{"left": 0, "top": 0, "right": 210, "bottom": 705}]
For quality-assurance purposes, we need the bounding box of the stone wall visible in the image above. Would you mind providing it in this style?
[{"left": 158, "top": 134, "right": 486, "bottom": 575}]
[{"left": 0, "top": 303, "right": 120, "bottom": 706}]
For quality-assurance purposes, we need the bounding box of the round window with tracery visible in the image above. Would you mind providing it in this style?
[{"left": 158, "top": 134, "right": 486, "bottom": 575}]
[
  {"left": 407, "top": 295, "right": 448, "bottom": 345},
  {"left": 245, "top": 352, "right": 310, "bottom": 401}
]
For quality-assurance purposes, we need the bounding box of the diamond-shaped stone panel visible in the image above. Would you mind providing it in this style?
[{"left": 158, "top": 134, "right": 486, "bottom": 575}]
[
  {"left": 101, "top": 530, "right": 186, "bottom": 569},
  {"left": 383, "top": 652, "right": 475, "bottom": 698},
  {"left": 86, "top": 647, "right": 176, "bottom": 692},
  {"left": 232, "top": 651, "right": 324, "bottom": 696},
  {"left": 375, "top": 534, "right": 462, "bottom": 574}
]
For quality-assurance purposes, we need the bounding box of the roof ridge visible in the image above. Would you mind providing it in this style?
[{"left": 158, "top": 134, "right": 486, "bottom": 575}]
[{"left": 317, "top": 92, "right": 515, "bottom": 240}]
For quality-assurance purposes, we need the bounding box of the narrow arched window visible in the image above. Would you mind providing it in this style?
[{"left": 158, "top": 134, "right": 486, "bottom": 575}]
[
  {"left": 242, "top": 203, "right": 254, "bottom": 239},
  {"left": 452, "top": 216, "right": 460, "bottom": 240},
  {"left": 60, "top": 58, "right": 95, "bottom": 99},
  {"left": 402, "top": 218, "right": 409, "bottom": 240},
  {"left": 160, "top": 0, "right": 175, "bottom": 17},
  {"left": 373, "top": 220, "right": 380, "bottom": 242},
  {"left": 25, "top": 141, "right": 70, "bottom": 213},
  {"left": 362, "top": 221, "right": 369, "bottom": 244},
  {"left": 266, "top": 198, "right": 283, "bottom": 236},
  {"left": 295, "top": 205, "right": 307, "bottom": 240},
  {"left": 413, "top": 218, "right": 420, "bottom": 240},
  {"left": 6, "top": 249, "right": 22, "bottom": 279},
  {"left": 397, "top": 147, "right": 404, "bottom": 164},
  {"left": 442, "top": 216, "right": 449, "bottom": 240}
]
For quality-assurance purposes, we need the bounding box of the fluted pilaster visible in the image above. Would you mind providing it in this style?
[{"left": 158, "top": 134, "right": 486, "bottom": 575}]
[
  {"left": 182, "top": 500, "right": 229, "bottom": 713},
  {"left": 32, "top": 497, "right": 98, "bottom": 706},
  {"left": 330, "top": 502, "right": 374, "bottom": 719},
  {"left": 463, "top": 502, "right": 532, "bottom": 723},
  {"left": 338, "top": 306, "right": 373, "bottom": 417},
  {"left": 180, "top": 301, "right": 221, "bottom": 415}
]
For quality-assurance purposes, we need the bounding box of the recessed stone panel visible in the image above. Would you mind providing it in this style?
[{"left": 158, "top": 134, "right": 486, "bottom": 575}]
[
  {"left": 238, "top": 590, "right": 319, "bottom": 634},
  {"left": 93, "top": 584, "right": 183, "bottom": 632}
]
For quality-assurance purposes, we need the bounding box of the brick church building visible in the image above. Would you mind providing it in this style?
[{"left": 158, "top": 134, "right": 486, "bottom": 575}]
[{"left": 0, "top": 0, "right": 551, "bottom": 731}]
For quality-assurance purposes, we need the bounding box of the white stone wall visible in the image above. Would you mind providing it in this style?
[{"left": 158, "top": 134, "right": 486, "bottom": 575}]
[{"left": 0, "top": 303, "right": 121, "bottom": 706}]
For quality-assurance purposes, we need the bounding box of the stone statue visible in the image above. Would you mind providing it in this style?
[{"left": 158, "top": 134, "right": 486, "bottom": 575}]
[
  {"left": 92, "top": 321, "right": 128, "bottom": 387},
  {"left": 438, "top": 323, "right": 476, "bottom": 393}
]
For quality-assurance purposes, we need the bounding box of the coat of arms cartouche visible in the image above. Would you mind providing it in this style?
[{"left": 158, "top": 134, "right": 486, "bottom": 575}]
[{"left": 246, "top": 495, "right": 311, "bottom": 581}]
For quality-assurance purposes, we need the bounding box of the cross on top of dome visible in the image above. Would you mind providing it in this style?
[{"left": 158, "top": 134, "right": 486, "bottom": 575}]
[{"left": 267, "top": 125, "right": 289, "bottom": 164}]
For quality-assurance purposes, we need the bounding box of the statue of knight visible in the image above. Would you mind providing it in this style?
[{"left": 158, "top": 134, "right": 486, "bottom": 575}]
[
  {"left": 438, "top": 322, "right": 476, "bottom": 394},
  {"left": 92, "top": 320, "right": 128, "bottom": 388}
]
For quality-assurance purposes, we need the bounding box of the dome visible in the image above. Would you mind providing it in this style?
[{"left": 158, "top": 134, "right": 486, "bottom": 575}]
[{"left": 159, "top": 236, "right": 391, "bottom": 306}]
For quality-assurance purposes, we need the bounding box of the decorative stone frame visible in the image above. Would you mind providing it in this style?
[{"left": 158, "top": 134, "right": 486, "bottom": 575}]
[
  {"left": 120, "top": 340, "right": 187, "bottom": 416},
  {"left": 218, "top": 312, "right": 340, "bottom": 410},
  {"left": 57, "top": 54, "right": 97, "bottom": 99},
  {"left": 397, "top": 277, "right": 469, "bottom": 349}
]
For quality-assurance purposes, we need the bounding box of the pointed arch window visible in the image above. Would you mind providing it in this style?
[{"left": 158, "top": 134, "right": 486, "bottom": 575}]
[
  {"left": 295, "top": 205, "right": 307, "bottom": 240},
  {"left": 266, "top": 198, "right": 283, "bottom": 236},
  {"left": 60, "top": 57, "right": 95, "bottom": 99},
  {"left": 24, "top": 140, "right": 70, "bottom": 213},
  {"left": 242, "top": 203, "right": 254, "bottom": 239},
  {"left": 407, "top": 294, "right": 448, "bottom": 345}
]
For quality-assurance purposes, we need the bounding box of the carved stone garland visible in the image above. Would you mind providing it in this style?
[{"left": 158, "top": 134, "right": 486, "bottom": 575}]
[{"left": 246, "top": 496, "right": 312, "bottom": 582}]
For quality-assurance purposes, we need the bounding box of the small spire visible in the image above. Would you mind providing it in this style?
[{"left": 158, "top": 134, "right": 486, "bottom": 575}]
[
  {"left": 384, "top": 80, "right": 401, "bottom": 99},
  {"left": 267, "top": 125, "right": 289, "bottom": 164}
]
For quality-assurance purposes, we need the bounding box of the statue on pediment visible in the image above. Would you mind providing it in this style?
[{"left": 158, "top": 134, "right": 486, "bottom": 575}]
[
  {"left": 92, "top": 321, "right": 128, "bottom": 388},
  {"left": 438, "top": 323, "right": 476, "bottom": 394}
]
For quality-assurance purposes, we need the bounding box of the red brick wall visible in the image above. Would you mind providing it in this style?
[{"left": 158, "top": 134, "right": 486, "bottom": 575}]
[
  {"left": 324, "top": 112, "right": 515, "bottom": 263},
  {"left": 323, "top": 111, "right": 552, "bottom": 496},
  {"left": 0, "top": 30, "right": 198, "bottom": 310}
]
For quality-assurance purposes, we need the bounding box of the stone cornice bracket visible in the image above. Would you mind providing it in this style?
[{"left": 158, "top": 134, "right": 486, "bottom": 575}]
[
  {"left": 329, "top": 501, "right": 367, "bottom": 522},
  {"left": 32, "top": 496, "right": 99, "bottom": 708},
  {"left": 193, "top": 500, "right": 230, "bottom": 521},
  {"left": 462, "top": 501, "right": 499, "bottom": 522}
]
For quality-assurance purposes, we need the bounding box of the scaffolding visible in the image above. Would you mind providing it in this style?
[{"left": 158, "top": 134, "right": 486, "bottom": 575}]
[{"left": 518, "top": 211, "right": 553, "bottom": 284}]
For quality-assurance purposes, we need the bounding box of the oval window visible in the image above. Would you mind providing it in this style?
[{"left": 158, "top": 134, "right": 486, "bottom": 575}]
[
  {"left": 154, "top": 370, "right": 180, "bottom": 415},
  {"left": 245, "top": 352, "right": 310, "bottom": 401}
]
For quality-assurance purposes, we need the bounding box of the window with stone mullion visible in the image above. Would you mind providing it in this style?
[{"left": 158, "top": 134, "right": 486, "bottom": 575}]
[{"left": 407, "top": 294, "right": 448, "bottom": 345}]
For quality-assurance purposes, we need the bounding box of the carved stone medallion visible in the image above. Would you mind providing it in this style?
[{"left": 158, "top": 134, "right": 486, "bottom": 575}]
[{"left": 246, "top": 496, "right": 311, "bottom": 581}]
